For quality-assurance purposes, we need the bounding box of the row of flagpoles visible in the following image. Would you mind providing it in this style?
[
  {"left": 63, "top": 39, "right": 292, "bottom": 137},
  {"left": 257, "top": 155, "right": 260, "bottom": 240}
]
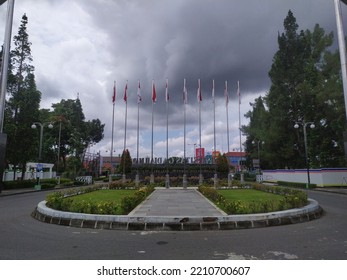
[
  {"left": 110, "top": 79, "right": 241, "bottom": 182},
  {"left": 111, "top": 79, "right": 240, "bottom": 105}
]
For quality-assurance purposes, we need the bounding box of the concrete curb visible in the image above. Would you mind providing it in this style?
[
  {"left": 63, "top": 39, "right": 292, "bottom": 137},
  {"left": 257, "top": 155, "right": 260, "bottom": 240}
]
[{"left": 32, "top": 199, "right": 323, "bottom": 231}]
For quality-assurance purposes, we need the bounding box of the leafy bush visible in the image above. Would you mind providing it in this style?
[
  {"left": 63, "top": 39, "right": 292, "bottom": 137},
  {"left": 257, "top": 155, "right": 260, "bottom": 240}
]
[
  {"left": 120, "top": 186, "right": 155, "bottom": 214},
  {"left": 109, "top": 180, "right": 136, "bottom": 189},
  {"left": 3, "top": 180, "right": 36, "bottom": 189},
  {"left": 41, "top": 183, "right": 56, "bottom": 190},
  {"left": 58, "top": 178, "right": 74, "bottom": 186},
  {"left": 46, "top": 192, "right": 64, "bottom": 209},
  {"left": 67, "top": 200, "right": 119, "bottom": 215},
  {"left": 232, "top": 172, "right": 256, "bottom": 182},
  {"left": 3, "top": 177, "right": 75, "bottom": 189}
]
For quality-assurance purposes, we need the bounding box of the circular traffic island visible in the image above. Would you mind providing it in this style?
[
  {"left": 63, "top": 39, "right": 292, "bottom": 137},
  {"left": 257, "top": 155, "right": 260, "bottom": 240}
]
[{"left": 32, "top": 184, "right": 323, "bottom": 231}]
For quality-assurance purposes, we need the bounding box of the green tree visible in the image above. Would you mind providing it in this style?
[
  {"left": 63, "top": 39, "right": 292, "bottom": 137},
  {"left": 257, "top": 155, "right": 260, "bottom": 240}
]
[
  {"left": 243, "top": 10, "right": 345, "bottom": 169},
  {"left": 310, "top": 48, "right": 346, "bottom": 167},
  {"left": 4, "top": 14, "right": 41, "bottom": 179},
  {"left": 119, "top": 149, "right": 132, "bottom": 174},
  {"left": 242, "top": 96, "right": 270, "bottom": 168},
  {"left": 216, "top": 153, "right": 229, "bottom": 174},
  {"left": 47, "top": 98, "right": 105, "bottom": 175},
  {"left": 265, "top": 10, "right": 318, "bottom": 168}
]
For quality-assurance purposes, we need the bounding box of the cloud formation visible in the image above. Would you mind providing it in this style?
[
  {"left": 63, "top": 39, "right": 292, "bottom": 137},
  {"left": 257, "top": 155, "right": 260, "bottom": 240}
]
[{"left": 1, "top": 0, "right": 346, "bottom": 159}]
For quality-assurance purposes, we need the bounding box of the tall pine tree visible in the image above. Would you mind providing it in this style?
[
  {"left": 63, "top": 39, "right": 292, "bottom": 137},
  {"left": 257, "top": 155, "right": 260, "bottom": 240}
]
[
  {"left": 4, "top": 14, "right": 41, "bottom": 179},
  {"left": 119, "top": 149, "right": 132, "bottom": 174},
  {"left": 244, "top": 10, "right": 345, "bottom": 169}
]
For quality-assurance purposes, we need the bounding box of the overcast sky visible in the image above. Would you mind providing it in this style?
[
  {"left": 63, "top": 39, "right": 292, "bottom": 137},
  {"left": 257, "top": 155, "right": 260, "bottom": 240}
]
[{"left": 1, "top": 0, "right": 347, "bottom": 159}]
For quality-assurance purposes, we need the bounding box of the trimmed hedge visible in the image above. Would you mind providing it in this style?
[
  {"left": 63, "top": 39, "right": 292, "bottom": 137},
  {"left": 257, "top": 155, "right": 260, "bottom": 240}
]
[
  {"left": 277, "top": 180, "right": 316, "bottom": 189},
  {"left": 3, "top": 177, "right": 78, "bottom": 190},
  {"left": 3, "top": 180, "right": 36, "bottom": 189}
]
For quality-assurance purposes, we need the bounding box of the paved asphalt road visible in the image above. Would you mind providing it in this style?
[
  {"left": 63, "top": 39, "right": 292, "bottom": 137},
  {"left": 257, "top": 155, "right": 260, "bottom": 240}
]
[{"left": 0, "top": 190, "right": 346, "bottom": 260}]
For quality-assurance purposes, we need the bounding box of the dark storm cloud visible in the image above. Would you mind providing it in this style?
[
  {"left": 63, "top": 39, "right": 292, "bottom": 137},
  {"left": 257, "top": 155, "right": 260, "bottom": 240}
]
[
  {"left": 81, "top": 0, "right": 341, "bottom": 104},
  {"left": 1, "top": 0, "right": 345, "bottom": 156}
]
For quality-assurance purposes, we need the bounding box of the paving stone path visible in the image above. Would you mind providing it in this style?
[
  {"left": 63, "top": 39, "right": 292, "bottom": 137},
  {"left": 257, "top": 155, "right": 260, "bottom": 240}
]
[{"left": 129, "top": 188, "right": 226, "bottom": 217}]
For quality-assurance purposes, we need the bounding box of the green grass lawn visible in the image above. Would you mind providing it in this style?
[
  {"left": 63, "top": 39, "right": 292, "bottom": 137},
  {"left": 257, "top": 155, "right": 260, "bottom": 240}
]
[
  {"left": 70, "top": 189, "right": 136, "bottom": 204},
  {"left": 49, "top": 185, "right": 156, "bottom": 215},
  {"left": 64, "top": 188, "right": 286, "bottom": 215},
  {"left": 47, "top": 187, "right": 155, "bottom": 215},
  {"left": 216, "top": 188, "right": 285, "bottom": 214},
  {"left": 218, "top": 189, "right": 283, "bottom": 202}
]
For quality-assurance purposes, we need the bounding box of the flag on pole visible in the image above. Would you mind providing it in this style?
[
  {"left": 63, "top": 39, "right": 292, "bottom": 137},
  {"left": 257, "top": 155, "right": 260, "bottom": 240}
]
[
  {"left": 165, "top": 79, "right": 169, "bottom": 102},
  {"left": 224, "top": 80, "right": 229, "bottom": 106},
  {"left": 197, "top": 79, "right": 202, "bottom": 102},
  {"left": 212, "top": 79, "right": 215, "bottom": 103},
  {"left": 124, "top": 81, "right": 128, "bottom": 102},
  {"left": 152, "top": 80, "right": 157, "bottom": 103},
  {"left": 112, "top": 82, "right": 116, "bottom": 104},
  {"left": 137, "top": 80, "right": 142, "bottom": 103},
  {"left": 183, "top": 78, "right": 188, "bottom": 104},
  {"left": 237, "top": 80, "right": 241, "bottom": 104}
]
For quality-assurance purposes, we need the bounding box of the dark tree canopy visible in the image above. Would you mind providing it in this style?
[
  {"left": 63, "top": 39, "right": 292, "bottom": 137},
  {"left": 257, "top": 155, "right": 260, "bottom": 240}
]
[
  {"left": 243, "top": 10, "right": 345, "bottom": 170},
  {"left": 4, "top": 14, "right": 40, "bottom": 179}
]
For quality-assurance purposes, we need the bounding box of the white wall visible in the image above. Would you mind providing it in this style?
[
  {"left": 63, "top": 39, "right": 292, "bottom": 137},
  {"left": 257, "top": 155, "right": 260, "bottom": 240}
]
[
  {"left": 262, "top": 168, "right": 347, "bottom": 187},
  {"left": 2, "top": 162, "right": 55, "bottom": 182},
  {"left": 3, "top": 170, "right": 56, "bottom": 181}
]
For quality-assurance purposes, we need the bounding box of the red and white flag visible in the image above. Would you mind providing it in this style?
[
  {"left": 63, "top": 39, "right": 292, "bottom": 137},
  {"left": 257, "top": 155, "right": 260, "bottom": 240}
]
[
  {"left": 224, "top": 80, "right": 229, "bottom": 106},
  {"left": 197, "top": 79, "right": 202, "bottom": 102},
  {"left": 183, "top": 78, "right": 188, "bottom": 104},
  {"left": 112, "top": 82, "right": 116, "bottom": 104},
  {"left": 124, "top": 81, "right": 128, "bottom": 102},
  {"left": 137, "top": 80, "right": 142, "bottom": 103},
  {"left": 152, "top": 80, "right": 157, "bottom": 103},
  {"left": 165, "top": 79, "right": 169, "bottom": 102}
]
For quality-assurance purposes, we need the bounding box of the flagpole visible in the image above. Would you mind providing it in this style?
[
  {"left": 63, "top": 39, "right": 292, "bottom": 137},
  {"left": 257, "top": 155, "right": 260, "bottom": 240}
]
[
  {"left": 213, "top": 79, "right": 217, "bottom": 187},
  {"left": 198, "top": 79, "right": 203, "bottom": 185},
  {"left": 165, "top": 79, "right": 170, "bottom": 188},
  {"left": 135, "top": 80, "right": 141, "bottom": 187},
  {"left": 225, "top": 80, "right": 231, "bottom": 187},
  {"left": 238, "top": 81, "right": 241, "bottom": 154},
  {"left": 183, "top": 78, "right": 187, "bottom": 188},
  {"left": 237, "top": 80, "right": 243, "bottom": 181},
  {"left": 225, "top": 81, "right": 230, "bottom": 153},
  {"left": 150, "top": 80, "right": 155, "bottom": 184},
  {"left": 122, "top": 81, "right": 128, "bottom": 183},
  {"left": 110, "top": 81, "right": 116, "bottom": 184}
]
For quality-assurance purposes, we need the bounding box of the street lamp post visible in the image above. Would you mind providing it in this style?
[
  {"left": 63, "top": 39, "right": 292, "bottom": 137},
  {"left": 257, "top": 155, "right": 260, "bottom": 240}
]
[
  {"left": 57, "top": 120, "right": 62, "bottom": 174},
  {"left": 105, "top": 149, "right": 115, "bottom": 180},
  {"left": 31, "top": 122, "right": 53, "bottom": 161},
  {"left": 252, "top": 140, "right": 264, "bottom": 171},
  {"left": 31, "top": 122, "right": 53, "bottom": 189},
  {"left": 294, "top": 121, "right": 315, "bottom": 188}
]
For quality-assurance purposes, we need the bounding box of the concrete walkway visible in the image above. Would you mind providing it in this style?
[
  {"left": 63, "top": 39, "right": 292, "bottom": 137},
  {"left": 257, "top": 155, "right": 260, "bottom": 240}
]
[{"left": 129, "top": 188, "right": 226, "bottom": 217}]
